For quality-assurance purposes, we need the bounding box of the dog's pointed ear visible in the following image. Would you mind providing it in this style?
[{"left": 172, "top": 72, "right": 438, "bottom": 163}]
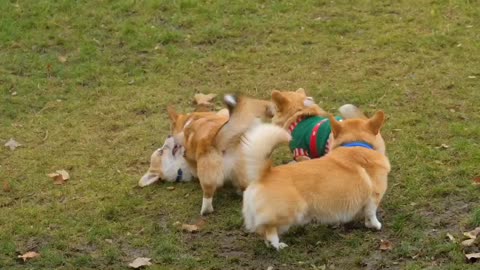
[
  {"left": 138, "top": 173, "right": 160, "bottom": 187},
  {"left": 329, "top": 114, "right": 342, "bottom": 138},
  {"left": 296, "top": 88, "right": 306, "bottom": 95},
  {"left": 368, "top": 111, "right": 385, "bottom": 135},
  {"left": 303, "top": 97, "right": 315, "bottom": 107},
  {"left": 167, "top": 105, "right": 178, "bottom": 122},
  {"left": 272, "top": 90, "right": 287, "bottom": 108}
]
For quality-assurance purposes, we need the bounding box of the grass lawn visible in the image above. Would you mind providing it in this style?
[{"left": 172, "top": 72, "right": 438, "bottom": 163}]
[{"left": 1, "top": 0, "right": 479, "bottom": 269}]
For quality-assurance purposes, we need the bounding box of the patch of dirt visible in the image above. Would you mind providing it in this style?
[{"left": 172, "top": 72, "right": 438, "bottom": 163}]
[{"left": 424, "top": 198, "right": 472, "bottom": 233}]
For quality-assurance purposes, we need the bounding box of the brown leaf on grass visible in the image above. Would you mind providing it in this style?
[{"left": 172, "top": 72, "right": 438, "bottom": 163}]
[
  {"left": 3, "top": 180, "right": 11, "bottom": 192},
  {"left": 4, "top": 138, "right": 21, "bottom": 150},
  {"left": 17, "top": 251, "right": 40, "bottom": 261},
  {"left": 180, "top": 218, "right": 206, "bottom": 233},
  {"left": 436, "top": 143, "right": 449, "bottom": 149},
  {"left": 193, "top": 93, "right": 217, "bottom": 105},
  {"left": 58, "top": 55, "right": 67, "bottom": 63},
  {"left": 47, "top": 170, "right": 70, "bottom": 185},
  {"left": 463, "top": 227, "right": 480, "bottom": 240},
  {"left": 473, "top": 177, "right": 480, "bottom": 186},
  {"left": 446, "top": 233, "right": 456, "bottom": 243},
  {"left": 461, "top": 239, "right": 476, "bottom": 247},
  {"left": 379, "top": 239, "right": 393, "bottom": 251},
  {"left": 166, "top": 186, "right": 175, "bottom": 191},
  {"left": 181, "top": 224, "right": 199, "bottom": 233},
  {"left": 465, "top": 252, "right": 480, "bottom": 261},
  {"left": 128, "top": 257, "right": 152, "bottom": 268}
]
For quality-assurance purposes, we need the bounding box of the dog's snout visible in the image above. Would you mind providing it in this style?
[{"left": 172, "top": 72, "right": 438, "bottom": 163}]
[{"left": 167, "top": 135, "right": 172, "bottom": 138}]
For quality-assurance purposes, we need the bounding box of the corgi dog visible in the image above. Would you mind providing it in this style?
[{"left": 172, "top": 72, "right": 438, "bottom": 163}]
[
  {"left": 138, "top": 93, "right": 222, "bottom": 186},
  {"left": 167, "top": 95, "right": 274, "bottom": 215},
  {"left": 271, "top": 88, "right": 363, "bottom": 161},
  {"left": 241, "top": 106, "right": 390, "bottom": 250},
  {"left": 139, "top": 136, "right": 194, "bottom": 186}
]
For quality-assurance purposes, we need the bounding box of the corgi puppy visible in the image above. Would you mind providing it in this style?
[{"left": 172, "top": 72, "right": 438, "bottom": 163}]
[
  {"left": 271, "top": 88, "right": 362, "bottom": 161},
  {"left": 241, "top": 108, "right": 390, "bottom": 250},
  {"left": 167, "top": 95, "right": 274, "bottom": 215}
]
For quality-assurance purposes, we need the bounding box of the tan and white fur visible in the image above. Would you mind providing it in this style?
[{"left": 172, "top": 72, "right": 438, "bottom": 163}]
[
  {"left": 168, "top": 95, "right": 274, "bottom": 215},
  {"left": 241, "top": 106, "right": 390, "bottom": 250},
  {"left": 139, "top": 136, "right": 194, "bottom": 186},
  {"left": 270, "top": 88, "right": 329, "bottom": 161},
  {"left": 139, "top": 93, "right": 222, "bottom": 186},
  {"left": 271, "top": 88, "right": 328, "bottom": 130}
]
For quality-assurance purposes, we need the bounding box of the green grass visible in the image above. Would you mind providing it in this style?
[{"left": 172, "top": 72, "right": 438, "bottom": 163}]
[{"left": 1, "top": 0, "right": 480, "bottom": 269}]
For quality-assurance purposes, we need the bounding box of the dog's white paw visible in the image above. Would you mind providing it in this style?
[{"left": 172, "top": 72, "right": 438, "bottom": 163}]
[
  {"left": 275, "top": 242, "right": 288, "bottom": 250},
  {"left": 365, "top": 218, "right": 382, "bottom": 231},
  {"left": 200, "top": 198, "right": 214, "bottom": 215}
]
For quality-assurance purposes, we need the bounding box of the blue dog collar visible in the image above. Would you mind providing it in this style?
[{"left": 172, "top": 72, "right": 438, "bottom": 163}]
[{"left": 341, "top": 142, "right": 374, "bottom": 150}]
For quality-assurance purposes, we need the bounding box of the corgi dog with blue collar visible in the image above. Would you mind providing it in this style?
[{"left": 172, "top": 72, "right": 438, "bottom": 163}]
[
  {"left": 271, "top": 88, "right": 371, "bottom": 161},
  {"left": 241, "top": 108, "right": 390, "bottom": 250}
]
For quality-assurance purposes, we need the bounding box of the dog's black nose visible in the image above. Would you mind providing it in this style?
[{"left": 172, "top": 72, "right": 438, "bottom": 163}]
[{"left": 167, "top": 135, "right": 172, "bottom": 138}]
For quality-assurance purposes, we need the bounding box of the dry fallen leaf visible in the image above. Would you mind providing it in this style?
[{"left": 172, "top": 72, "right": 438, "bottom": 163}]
[
  {"left": 18, "top": 251, "right": 40, "bottom": 262},
  {"left": 181, "top": 224, "right": 199, "bottom": 233},
  {"left": 436, "top": 143, "right": 449, "bottom": 149},
  {"left": 47, "top": 170, "right": 70, "bottom": 185},
  {"left": 128, "top": 257, "right": 152, "bottom": 268},
  {"left": 462, "top": 238, "right": 476, "bottom": 247},
  {"left": 463, "top": 227, "right": 480, "bottom": 240},
  {"left": 3, "top": 180, "right": 11, "bottom": 192},
  {"left": 473, "top": 177, "right": 480, "bottom": 186},
  {"left": 465, "top": 252, "right": 480, "bottom": 261},
  {"left": 166, "top": 186, "right": 175, "bottom": 191},
  {"left": 58, "top": 55, "right": 67, "bottom": 63},
  {"left": 4, "top": 138, "right": 21, "bottom": 150},
  {"left": 379, "top": 239, "right": 393, "bottom": 251},
  {"left": 446, "top": 233, "right": 456, "bottom": 243}
]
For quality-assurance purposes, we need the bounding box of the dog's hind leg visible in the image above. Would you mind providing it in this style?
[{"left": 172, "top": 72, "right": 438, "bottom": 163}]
[
  {"left": 364, "top": 198, "right": 382, "bottom": 230},
  {"left": 197, "top": 152, "right": 224, "bottom": 215},
  {"left": 200, "top": 186, "right": 215, "bottom": 215},
  {"left": 264, "top": 226, "right": 288, "bottom": 250}
]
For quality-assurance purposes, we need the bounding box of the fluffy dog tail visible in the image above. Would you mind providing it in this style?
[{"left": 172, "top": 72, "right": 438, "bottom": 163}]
[
  {"left": 338, "top": 104, "right": 366, "bottom": 119},
  {"left": 241, "top": 124, "right": 291, "bottom": 182},
  {"left": 215, "top": 94, "right": 274, "bottom": 151}
]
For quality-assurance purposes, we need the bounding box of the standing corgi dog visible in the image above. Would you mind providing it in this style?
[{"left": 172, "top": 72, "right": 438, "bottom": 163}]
[
  {"left": 167, "top": 95, "right": 274, "bottom": 215},
  {"left": 241, "top": 107, "right": 390, "bottom": 250},
  {"left": 272, "top": 88, "right": 362, "bottom": 161}
]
